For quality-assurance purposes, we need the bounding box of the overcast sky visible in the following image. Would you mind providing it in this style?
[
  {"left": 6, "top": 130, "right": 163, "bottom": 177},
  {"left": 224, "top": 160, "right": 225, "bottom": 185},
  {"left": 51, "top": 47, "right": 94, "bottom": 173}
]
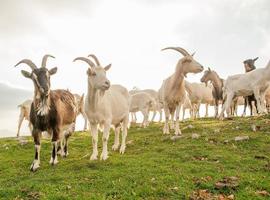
[{"left": 0, "top": 0, "right": 269, "bottom": 136}]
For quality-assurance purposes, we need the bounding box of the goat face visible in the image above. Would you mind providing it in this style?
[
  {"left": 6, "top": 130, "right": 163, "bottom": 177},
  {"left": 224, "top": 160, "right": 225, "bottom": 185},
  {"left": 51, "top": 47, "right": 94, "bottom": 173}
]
[
  {"left": 182, "top": 55, "right": 204, "bottom": 75},
  {"left": 243, "top": 57, "right": 258, "bottom": 72},
  {"left": 87, "top": 65, "right": 111, "bottom": 91},
  {"left": 200, "top": 70, "right": 212, "bottom": 86},
  {"left": 16, "top": 55, "right": 56, "bottom": 97},
  {"left": 22, "top": 67, "right": 57, "bottom": 97}
]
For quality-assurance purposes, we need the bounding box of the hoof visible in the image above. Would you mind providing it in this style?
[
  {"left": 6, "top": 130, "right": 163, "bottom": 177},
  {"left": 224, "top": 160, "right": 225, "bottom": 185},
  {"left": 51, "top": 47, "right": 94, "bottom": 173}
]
[
  {"left": 90, "top": 154, "right": 98, "bottom": 161},
  {"left": 49, "top": 157, "right": 58, "bottom": 165},
  {"left": 100, "top": 153, "right": 109, "bottom": 161},
  {"left": 112, "top": 144, "right": 119, "bottom": 151},
  {"left": 30, "top": 161, "right": 40, "bottom": 172},
  {"left": 119, "top": 145, "right": 126, "bottom": 154},
  {"left": 174, "top": 131, "right": 182, "bottom": 136}
]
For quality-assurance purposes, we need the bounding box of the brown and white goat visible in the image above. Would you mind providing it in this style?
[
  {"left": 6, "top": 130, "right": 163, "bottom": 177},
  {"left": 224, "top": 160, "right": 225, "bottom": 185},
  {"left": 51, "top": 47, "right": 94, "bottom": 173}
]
[{"left": 15, "top": 55, "right": 77, "bottom": 171}]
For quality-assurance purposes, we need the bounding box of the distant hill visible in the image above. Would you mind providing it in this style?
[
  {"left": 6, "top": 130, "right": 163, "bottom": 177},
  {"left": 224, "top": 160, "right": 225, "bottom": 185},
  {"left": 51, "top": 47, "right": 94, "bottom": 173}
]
[{"left": 0, "top": 82, "right": 32, "bottom": 111}]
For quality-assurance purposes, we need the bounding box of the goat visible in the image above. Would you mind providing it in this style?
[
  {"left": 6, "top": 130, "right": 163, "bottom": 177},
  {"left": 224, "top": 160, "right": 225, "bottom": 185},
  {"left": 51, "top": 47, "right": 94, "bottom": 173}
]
[
  {"left": 15, "top": 55, "right": 77, "bottom": 171},
  {"left": 73, "top": 93, "right": 88, "bottom": 130},
  {"left": 73, "top": 54, "right": 130, "bottom": 161},
  {"left": 159, "top": 47, "right": 204, "bottom": 135},
  {"left": 181, "top": 91, "right": 193, "bottom": 120},
  {"left": 129, "top": 92, "right": 156, "bottom": 127},
  {"left": 17, "top": 99, "right": 32, "bottom": 137},
  {"left": 129, "top": 88, "right": 163, "bottom": 122},
  {"left": 220, "top": 60, "right": 270, "bottom": 119},
  {"left": 200, "top": 68, "right": 224, "bottom": 117},
  {"left": 185, "top": 81, "right": 214, "bottom": 118},
  {"left": 242, "top": 57, "right": 259, "bottom": 116}
]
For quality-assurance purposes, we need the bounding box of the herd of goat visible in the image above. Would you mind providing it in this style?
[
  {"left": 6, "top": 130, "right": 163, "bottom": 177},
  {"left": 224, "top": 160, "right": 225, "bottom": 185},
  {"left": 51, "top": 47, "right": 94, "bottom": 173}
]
[{"left": 14, "top": 47, "right": 270, "bottom": 171}]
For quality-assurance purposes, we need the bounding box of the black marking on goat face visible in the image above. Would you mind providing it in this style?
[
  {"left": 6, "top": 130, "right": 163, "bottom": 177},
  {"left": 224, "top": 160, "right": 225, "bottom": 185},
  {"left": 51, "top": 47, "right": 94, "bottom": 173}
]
[
  {"left": 243, "top": 59, "right": 256, "bottom": 72},
  {"left": 32, "top": 68, "right": 51, "bottom": 96}
]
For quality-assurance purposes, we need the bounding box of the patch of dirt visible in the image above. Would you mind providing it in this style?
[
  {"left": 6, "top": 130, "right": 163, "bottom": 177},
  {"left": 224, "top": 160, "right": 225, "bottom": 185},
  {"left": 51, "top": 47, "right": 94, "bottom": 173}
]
[
  {"left": 215, "top": 176, "right": 239, "bottom": 190},
  {"left": 189, "top": 189, "right": 234, "bottom": 200},
  {"left": 255, "top": 190, "right": 270, "bottom": 196}
]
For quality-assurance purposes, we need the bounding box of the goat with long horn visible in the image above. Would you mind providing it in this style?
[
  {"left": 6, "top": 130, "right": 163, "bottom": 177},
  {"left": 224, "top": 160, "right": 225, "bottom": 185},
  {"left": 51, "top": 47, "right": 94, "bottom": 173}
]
[
  {"left": 15, "top": 55, "right": 77, "bottom": 172},
  {"left": 158, "top": 47, "right": 204, "bottom": 135},
  {"left": 73, "top": 54, "right": 129, "bottom": 161}
]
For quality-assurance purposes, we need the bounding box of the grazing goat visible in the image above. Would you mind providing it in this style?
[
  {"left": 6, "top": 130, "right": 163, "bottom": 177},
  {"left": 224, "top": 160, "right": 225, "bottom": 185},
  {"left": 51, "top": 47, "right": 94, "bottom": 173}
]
[
  {"left": 17, "top": 99, "right": 32, "bottom": 137},
  {"left": 159, "top": 47, "right": 204, "bottom": 135},
  {"left": 242, "top": 57, "right": 259, "bottom": 116},
  {"left": 73, "top": 93, "right": 88, "bottom": 130},
  {"left": 73, "top": 54, "right": 130, "bottom": 161},
  {"left": 220, "top": 60, "right": 270, "bottom": 119},
  {"left": 129, "top": 92, "right": 156, "bottom": 127},
  {"left": 15, "top": 55, "right": 77, "bottom": 171},
  {"left": 185, "top": 81, "right": 214, "bottom": 118}
]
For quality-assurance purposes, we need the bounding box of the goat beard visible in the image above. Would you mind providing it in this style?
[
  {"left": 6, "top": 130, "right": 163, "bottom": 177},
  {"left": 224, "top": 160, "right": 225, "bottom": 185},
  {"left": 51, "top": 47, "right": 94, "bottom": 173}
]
[{"left": 36, "top": 96, "right": 50, "bottom": 116}]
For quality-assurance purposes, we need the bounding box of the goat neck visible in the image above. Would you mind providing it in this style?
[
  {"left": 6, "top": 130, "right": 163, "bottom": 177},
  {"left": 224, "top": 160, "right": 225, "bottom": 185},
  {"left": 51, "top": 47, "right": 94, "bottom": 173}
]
[
  {"left": 33, "top": 88, "right": 51, "bottom": 116},
  {"left": 87, "top": 83, "right": 105, "bottom": 111}
]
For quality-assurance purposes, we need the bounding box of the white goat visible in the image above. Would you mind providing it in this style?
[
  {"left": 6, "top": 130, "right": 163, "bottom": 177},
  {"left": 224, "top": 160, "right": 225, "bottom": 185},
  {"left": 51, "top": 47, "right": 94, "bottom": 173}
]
[
  {"left": 159, "top": 47, "right": 204, "bottom": 135},
  {"left": 182, "top": 91, "right": 193, "bottom": 120},
  {"left": 220, "top": 60, "right": 270, "bottom": 118},
  {"left": 73, "top": 93, "right": 88, "bottom": 130},
  {"left": 73, "top": 55, "right": 130, "bottom": 161},
  {"left": 185, "top": 81, "right": 214, "bottom": 118},
  {"left": 129, "top": 88, "right": 162, "bottom": 122},
  {"left": 17, "top": 99, "right": 32, "bottom": 137},
  {"left": 129, "top": 92, "right": 156, "bottom": 127}
]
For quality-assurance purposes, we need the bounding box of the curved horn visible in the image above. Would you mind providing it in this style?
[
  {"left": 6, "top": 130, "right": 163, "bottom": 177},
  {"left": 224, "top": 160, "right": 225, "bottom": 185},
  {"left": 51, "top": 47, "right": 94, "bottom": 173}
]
[
  {"left": 88, "top": 54, "right": 100, "bottom": 66},
  {"left": 42, "top": 54, "right": 55, "bottom": 68},
  {"left": 253, "top": 57, "right": 259, "bottom": 62},
  {"left": 191, "top": 52, "right": 196, "bottom": 57},
  {"left": 161, "top": 47, "right": 190, "bottom": 56},
  {"left": 73, "top": 57, "right": 95, "bottom": 68},
  {"left": 14, "top": 59, "right": 37, "bottom": 70}
]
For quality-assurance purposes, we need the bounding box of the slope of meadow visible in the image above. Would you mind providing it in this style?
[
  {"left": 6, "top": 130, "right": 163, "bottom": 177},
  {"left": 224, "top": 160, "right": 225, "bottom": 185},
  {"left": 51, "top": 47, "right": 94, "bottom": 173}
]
[{"left": 0, "top": 116, "right": 270, "bottom": 199}]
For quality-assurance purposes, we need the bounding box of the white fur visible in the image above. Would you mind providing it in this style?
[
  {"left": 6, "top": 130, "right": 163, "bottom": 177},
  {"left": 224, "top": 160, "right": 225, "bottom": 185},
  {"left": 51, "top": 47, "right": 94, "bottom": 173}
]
[{"left": 220, "top": 60, "right": 270, "bottom": 118}]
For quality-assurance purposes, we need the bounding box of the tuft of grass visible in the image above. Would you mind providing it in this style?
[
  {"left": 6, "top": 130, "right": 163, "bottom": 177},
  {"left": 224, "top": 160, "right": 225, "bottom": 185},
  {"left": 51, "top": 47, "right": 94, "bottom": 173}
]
[{"left": 0, "top": 116, "right": 270, "bottom": 199}]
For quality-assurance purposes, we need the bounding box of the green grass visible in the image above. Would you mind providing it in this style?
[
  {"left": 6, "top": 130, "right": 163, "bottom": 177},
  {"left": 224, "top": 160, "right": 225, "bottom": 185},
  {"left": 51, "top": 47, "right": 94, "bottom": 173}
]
[{"left": 0, "top": 116, "right": 270, "bottom": 199}]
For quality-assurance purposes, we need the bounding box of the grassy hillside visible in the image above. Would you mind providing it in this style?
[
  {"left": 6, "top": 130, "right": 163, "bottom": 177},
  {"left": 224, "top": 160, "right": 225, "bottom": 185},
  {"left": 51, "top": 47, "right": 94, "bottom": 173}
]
[{"left": 0, "top": 116, "right": 270, "bottom": 200}]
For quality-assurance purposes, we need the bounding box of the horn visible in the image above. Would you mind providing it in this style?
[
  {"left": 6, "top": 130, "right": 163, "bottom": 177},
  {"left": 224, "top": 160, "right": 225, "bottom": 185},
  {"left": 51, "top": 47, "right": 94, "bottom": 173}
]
[
  {"left": 73, "top": 57, "right": 95, "bottom": 68},
  {"left": 253, "top": 57, "right": 259, "bottom": 62},
  {"left": 161, "top": 47, "right": 190, "bottom": 56},
  {"left": 88, "top": 54, "right": 100, "bottom": 66},
  {"left": 14, "top": 59, "right": 37, "bottom": 70},
  {"left": 191, "top": 52, "right": 196, "bottom": 56},
  {"left": 42, "top": 54, "right": 55, "bottom": 68}
]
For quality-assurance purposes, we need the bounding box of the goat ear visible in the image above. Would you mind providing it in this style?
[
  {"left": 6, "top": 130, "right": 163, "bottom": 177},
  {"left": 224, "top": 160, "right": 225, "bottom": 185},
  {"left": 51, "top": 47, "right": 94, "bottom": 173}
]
[
  {"left": 104, "top": 64, "right": 111, "bottom": 71},
  {"left": 21, "top": 70, "right": 31, "bottom": 78},
  {"left": 208, "top": 67, "right": 211, "bottom": 71},
  {"left": 253, "top": 57, "right": 259, "bottom": 61},
  {"left": 49, "top": 67, "right": 57, "bottom": 75}
]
